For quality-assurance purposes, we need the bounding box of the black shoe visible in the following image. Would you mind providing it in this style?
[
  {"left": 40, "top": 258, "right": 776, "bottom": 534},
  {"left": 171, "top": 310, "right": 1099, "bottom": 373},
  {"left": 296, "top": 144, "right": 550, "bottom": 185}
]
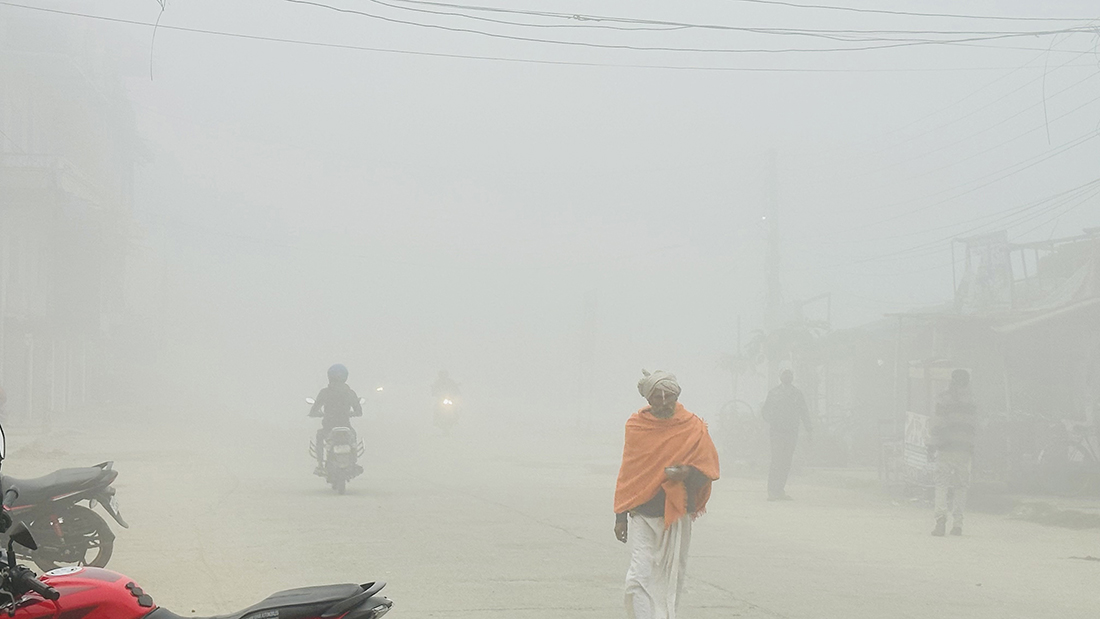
[
  {"left": 950, "top": 526, "right": 962, "bottom": 536},
  {"left": 932, "top": 518, "right": 946, "bottom": 536}
]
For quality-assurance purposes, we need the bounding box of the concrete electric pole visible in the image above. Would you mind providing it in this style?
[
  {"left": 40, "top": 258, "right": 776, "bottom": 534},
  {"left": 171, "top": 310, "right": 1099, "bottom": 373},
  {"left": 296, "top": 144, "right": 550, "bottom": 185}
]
[{"left": 764, "top": 151, "right": 783, "bottom": 387}]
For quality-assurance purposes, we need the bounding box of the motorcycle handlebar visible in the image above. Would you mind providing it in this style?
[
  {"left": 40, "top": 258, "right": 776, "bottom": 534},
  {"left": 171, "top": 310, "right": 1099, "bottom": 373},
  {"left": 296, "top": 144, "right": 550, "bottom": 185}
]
[
  {"left": 16, "top": 568, "right": 59, "bottom": 601},
  {"left": 2, "top": 488, "right": 18, "bottom": 509}
]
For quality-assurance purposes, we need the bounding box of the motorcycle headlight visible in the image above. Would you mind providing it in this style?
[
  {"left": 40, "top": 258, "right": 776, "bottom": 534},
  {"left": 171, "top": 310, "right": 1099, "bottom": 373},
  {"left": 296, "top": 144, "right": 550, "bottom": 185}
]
[{"left": 442, "top": 399, "right": 453, "bottom": 406}]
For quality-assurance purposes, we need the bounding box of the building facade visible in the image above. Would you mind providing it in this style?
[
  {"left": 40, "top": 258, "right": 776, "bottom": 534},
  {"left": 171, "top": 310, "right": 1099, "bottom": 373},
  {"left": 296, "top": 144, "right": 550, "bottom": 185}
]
[{"left": 0, "top": 18, "right": 138, "bottom": 423}]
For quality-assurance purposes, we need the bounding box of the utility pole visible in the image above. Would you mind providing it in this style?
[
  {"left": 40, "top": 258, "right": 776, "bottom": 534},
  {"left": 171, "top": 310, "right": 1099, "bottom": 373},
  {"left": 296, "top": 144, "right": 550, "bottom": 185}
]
[
  {"left": 764, "top": 151, "right": 782, "bottom": 387},
  {"left": 576, "top": 291, "right": 597, "bottom": 432},
  {"left": 732, "top": 315, "right": 742, "bottom": 402}
]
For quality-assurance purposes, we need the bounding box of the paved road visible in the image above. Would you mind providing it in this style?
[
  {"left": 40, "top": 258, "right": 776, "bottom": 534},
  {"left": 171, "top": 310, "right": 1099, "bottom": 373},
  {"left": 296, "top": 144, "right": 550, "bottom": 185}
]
[{"left": 5, "top": 415, "right": 1098, "bottom": 618}]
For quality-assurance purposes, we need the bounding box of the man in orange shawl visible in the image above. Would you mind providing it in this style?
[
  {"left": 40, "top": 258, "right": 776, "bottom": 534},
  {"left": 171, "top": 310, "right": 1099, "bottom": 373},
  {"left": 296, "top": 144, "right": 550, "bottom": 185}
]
[{"left": 614, "top": 370, "right": 720, "bottom": 619}]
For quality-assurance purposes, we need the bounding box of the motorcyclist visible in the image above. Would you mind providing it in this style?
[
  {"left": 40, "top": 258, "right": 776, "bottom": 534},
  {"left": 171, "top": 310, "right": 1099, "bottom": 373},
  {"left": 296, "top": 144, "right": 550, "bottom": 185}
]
[
  {"left": 431, "top": 370, "right": 460, "bottom": 433},
  {"left": 310, "top": 364, "right": 363, "bottom": 475},
  {"left": 431, "top": 370, "right": 459, "bottom": 399}
]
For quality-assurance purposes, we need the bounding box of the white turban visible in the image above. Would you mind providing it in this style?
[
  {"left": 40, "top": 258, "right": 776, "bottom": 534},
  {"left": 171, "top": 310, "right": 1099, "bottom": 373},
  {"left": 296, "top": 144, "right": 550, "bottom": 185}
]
[{"left": 637, "top": 369, "right": 681, "bottom": 399}]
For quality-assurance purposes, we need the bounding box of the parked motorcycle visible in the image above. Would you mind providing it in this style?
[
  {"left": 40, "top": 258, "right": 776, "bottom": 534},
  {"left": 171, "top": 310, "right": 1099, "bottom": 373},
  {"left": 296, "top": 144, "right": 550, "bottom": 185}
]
[
  {"left": 1, "top": 462, "right": 127, "bottom": 573},
  {"left": 307, "top": 398, "right": 365, "bottom": 494},
  {"left": 0, "top": 425, "right": 392, "bottom": 619}
]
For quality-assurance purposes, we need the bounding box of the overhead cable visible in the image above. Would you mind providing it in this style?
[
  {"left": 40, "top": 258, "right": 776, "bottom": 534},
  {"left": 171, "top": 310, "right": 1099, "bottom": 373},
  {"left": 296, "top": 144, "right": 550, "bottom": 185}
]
[
  {"left": 788, "top": 177, "right": 1100, "bottom": 275},
  {"left": 729, "top": 0, "right": 1098, "bottom": 22},
  {"left": 863, "top": 69, "right": 1100, "bottom": 179},
  {"left": 286, "top": 0, "right": 1098, "bottom": 54},
  {"left": 4, "top": 2, "right": 1092, "bottom": 73},
  {"left": 376, "top": 0, "right": 1100, "bottom": 38}
]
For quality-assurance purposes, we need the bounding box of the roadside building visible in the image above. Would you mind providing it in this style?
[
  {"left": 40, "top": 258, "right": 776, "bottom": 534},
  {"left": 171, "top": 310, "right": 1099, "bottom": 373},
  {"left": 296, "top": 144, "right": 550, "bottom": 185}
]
[
  {"left": 0, "top": 19, "right": 139, "bottom": 423},
  {"left": 803, "top": 229, "right": 1099, "bottom": 490},
  {"left": 885, "top": 231, "right": 1100, "bottom": 488}
]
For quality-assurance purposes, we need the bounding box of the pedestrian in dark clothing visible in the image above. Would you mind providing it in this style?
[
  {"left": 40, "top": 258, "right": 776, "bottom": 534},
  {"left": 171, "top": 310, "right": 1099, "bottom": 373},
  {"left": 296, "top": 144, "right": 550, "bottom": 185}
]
[
  {"left": 928, "top": 369, "right": 977, "bottom": 536},
  {"left": 761, "top": 370, "right": 812, "bottom": 501}
]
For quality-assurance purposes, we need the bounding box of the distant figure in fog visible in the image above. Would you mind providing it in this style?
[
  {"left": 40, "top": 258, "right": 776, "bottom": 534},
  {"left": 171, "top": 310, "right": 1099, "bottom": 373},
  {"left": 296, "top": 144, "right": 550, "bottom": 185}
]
[
  {"left": 761, "top": 369, "right": 812, "bottom": 501},
  {"left": 431, "top": 370, "right": 461, "bottom": 434},
  {"left": 431, "top": 370, "right": 460, "bottom": 399},
  {"left": 928, "top": 369, "right": 977, "bottom": 537},
  {"left": 614, "top": 370, "right": 720, "bottom": 619},
  {"left": 309, "top": 364, "right": 362, "bottom": 476}
]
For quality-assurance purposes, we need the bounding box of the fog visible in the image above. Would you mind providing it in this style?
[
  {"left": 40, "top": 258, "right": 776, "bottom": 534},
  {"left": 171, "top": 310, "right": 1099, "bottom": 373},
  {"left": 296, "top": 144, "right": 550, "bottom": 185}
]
[{"left": 2, "top": 1, "right": 1100, "bottom": 618}]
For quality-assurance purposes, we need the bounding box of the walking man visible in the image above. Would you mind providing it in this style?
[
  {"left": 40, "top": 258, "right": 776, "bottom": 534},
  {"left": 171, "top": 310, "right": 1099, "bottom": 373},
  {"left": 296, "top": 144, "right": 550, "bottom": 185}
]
[
  {"left": 761, "top": 369, "right": 812, "bottom": 501},
  {"left": 614, "top": 370, "right": 720, "bottom": 619},
  {"left": 928, "top": 369, "right": 977, "bottom": 536}
]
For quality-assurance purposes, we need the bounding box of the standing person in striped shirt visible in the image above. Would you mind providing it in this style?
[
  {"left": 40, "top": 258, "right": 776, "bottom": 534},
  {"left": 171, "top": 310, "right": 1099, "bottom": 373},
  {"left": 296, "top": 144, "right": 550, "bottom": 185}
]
[{"left": 928, "top": 369, "right": 978, "bottom": 537}]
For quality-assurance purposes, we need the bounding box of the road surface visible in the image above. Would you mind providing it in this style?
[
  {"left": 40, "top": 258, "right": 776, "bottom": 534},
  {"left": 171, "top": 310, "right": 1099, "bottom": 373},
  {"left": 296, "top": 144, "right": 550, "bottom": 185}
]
[{"left": 5, "top": 414, "right": 1097, "bottom": 618}]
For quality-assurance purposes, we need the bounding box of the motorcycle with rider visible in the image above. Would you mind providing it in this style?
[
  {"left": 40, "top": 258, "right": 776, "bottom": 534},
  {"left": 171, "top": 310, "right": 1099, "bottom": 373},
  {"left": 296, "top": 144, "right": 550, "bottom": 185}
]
[
  {"left": 308, "top": 364, "right": 365, "bottom": 494},
  {"left": 431, "top": 370, "right": 460, "bottom": 436}
]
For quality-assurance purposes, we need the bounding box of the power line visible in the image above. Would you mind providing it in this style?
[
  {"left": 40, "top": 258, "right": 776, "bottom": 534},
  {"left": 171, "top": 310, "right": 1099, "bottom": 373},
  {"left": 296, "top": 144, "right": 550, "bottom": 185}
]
[
  {"left": 3, "top": 2, "right": 1090, "bottom": 73},
  {"left": 800, "top": 177, "right": 1100, "bottom": 274},
  {"left": 861, "top": 68, "right": 1100, "bottom": 179},
  {"left": 788, "top": 131, "right": 1100, "bottom": 265},
  {"left": 837, "top": 128, "right": 1100, "bottom": 234},
  {"left": 729, "top": 0, "right": 1099, "bottom": 22},
  {"left": 287, "top": 0, "right": 1097, "bottom": 54},
  {"left": 786, "top": 46, "right": 1088, "bottom": 168},
  {"left": 862, "top": 48, "right": 1098, "bottom": 158},
  {"left": 1009, "top": 187, "right": 1100, "bottom": 240},
  {"left": 376, "top": 0, "right": 1100, "bottom": 38},
  {"left": 903, "top": 91, "right": 1100, "bottom": 180},
  {"left": 822, "top": 176, "right": 1100, "bottom": 247},
  {"left": 795, "top": 48, "right": 1098, "bottom": 176},
  {"left": 0, "top": 127, "right": 26, "bottom": 153},
  {"left": 793, "top": 80, "right": 1100, "bottom": 240}
]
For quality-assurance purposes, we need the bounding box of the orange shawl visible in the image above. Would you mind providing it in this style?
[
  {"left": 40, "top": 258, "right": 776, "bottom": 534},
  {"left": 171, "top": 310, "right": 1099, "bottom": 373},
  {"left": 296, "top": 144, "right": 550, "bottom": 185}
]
[{"left": 614, "top": 402, "right": 720, "bottom": 528}]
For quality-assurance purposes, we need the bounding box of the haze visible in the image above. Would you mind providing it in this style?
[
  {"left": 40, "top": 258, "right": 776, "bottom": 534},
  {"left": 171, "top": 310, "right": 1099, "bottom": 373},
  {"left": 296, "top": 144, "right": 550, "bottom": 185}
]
[{"left": 1, "top": 1, "right": 1099, "bottom": 618}]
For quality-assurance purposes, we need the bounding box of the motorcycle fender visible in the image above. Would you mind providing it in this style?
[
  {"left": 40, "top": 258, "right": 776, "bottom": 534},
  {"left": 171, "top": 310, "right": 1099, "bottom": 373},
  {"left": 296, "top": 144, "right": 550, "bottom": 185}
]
[
  {"left": 343, "top": 596, "right": 393, "bottom": 619},
  {"left": 95, "top": 492, "right": 129, "bottom": 529}
]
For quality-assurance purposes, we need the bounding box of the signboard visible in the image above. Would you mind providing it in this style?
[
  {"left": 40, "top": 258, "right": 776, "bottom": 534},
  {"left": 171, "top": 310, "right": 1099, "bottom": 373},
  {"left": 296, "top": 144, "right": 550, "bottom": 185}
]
[{"left": 903, "top": 411, "right": 934, "bottom": 486}]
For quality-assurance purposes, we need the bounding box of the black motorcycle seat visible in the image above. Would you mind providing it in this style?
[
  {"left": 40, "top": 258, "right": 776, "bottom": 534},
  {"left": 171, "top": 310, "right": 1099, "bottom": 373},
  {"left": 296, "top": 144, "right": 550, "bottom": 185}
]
[
  {"left": 143, "top": 584, "right": 365, "bottom": 619},
  {"left": 2, "top": 468, "right": 107, "bottom": 504}
]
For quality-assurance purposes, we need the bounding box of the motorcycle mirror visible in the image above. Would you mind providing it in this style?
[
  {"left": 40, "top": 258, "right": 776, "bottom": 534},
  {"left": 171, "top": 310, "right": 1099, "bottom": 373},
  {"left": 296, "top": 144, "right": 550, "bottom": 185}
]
[
  {"left": 7, "top": 521, "right": 36, "bottom": 552},
  {"left": 0, "top": 423, "right": 6, "bottom": 462},
  {"left": 305, "top": 398, "right": 316, "bottom": 405}
]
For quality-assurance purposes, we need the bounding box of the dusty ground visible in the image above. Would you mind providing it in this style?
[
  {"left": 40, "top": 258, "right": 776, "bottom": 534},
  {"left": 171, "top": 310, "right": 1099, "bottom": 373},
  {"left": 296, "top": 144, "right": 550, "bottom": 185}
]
[{"left": 4, "top": 413, "right": 1099, "bottom": 619}]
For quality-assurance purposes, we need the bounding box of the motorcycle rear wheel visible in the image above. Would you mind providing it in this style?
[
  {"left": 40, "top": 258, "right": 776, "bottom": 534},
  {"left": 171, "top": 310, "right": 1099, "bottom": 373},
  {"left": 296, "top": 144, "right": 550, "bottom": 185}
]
[{"left": 27, "top": 505, "right": 114, "bottom": 572}]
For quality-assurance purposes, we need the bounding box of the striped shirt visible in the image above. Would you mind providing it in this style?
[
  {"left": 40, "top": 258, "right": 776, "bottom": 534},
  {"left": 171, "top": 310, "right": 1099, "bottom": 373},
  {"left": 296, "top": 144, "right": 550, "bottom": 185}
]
[{"left": 928, "top": 387, "right": 977, "bottom": 453}]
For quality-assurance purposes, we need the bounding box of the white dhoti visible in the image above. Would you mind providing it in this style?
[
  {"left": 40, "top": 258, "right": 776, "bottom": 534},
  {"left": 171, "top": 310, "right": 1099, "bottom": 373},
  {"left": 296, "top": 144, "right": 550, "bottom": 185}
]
[{"left": 625, "top": 513, "right": 692, "bottom": 619}]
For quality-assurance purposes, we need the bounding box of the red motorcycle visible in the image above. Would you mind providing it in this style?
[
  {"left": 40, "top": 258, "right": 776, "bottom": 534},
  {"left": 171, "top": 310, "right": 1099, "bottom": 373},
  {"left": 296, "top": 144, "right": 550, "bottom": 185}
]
[
  {"left": 0, "top": 426, "right": 393, "bottom": 619},
  {"left": 4, "top": 562, "right": 392, "bottom": 619}
]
